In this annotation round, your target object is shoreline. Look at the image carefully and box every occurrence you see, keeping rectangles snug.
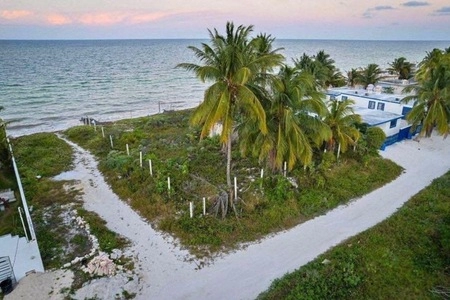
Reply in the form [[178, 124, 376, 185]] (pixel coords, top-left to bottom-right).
[[4, 105, 197, 138]]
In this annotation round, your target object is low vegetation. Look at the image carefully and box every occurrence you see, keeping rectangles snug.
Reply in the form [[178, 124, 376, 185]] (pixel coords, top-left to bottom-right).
[[258, 170, 450, 299], [10, 133, 128, 269], [65, 109, 402, 256], [0, 123, 21, 237]]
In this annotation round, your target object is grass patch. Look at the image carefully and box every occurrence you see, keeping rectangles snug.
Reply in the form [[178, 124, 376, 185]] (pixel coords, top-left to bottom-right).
[[9, 132, 128, 269], [77, 209, 129, 253], [64, 109, 402, 257], [0, 124, 22, 237], [258, 170, 450, 299]]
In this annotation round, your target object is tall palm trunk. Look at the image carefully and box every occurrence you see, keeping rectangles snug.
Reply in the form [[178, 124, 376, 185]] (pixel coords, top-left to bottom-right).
[[226, 133, 239, 218], [226, 133, 232, 198]]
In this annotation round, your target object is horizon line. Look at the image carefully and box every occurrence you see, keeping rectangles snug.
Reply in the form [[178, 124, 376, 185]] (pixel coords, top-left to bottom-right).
[[1, 38, 450, 42]]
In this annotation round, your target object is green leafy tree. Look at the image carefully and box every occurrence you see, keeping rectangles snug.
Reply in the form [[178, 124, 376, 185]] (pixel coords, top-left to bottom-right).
[[323, 99, 362, 158], [365, 127, 386, 151], [346, 68, 360, 87], [178, 22, 284, 204], [403, 49, 450, 137], [294, 53, 327, 88], [388, 57, 414, 80], [357, 63, 386, 88], [294, 51, 345, 89], [314, 50, 346, 88], [240, 65, 330, 172]]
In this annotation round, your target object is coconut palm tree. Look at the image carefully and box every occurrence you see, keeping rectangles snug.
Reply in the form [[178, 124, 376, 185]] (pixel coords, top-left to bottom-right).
[[177, 22, 284, 206], [346, 68, 360, 87], [293, 53, 327, 87], [357, 63, 386, 88], [314, 50, 345, 87], [294, 51, 345, 89], [388, 57, 413, 80], [323, 99, 362, 159], [239, 65, 330, 172], [402, 49, 450, 137], [250, 33, 284, 89]]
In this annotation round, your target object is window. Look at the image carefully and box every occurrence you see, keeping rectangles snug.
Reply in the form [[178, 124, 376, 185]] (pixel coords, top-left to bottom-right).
[[377, 102, 385, 111], [368, 101, 375, 109], [342, 96, 348, 100], [390, 119, 397, 128]]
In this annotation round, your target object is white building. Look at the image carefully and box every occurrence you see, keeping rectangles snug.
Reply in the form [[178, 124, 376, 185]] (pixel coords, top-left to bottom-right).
[[326, 86, 415, 148]]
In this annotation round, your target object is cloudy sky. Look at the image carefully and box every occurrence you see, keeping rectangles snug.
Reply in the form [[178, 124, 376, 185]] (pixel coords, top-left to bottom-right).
[[1, 0, 449, 40]]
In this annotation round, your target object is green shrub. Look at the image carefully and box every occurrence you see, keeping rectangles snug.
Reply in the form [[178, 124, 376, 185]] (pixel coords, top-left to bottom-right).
[[365, 127, 386, 151], [63, 109, 401, 257]]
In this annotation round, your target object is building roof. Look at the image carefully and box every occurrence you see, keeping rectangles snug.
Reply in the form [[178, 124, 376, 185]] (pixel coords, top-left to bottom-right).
[[353, 107, 403, 126], [327, 87, 408, 104]]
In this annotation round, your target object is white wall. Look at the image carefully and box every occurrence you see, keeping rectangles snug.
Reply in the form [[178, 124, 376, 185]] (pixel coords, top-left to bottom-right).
[[341, 94, 405, 115], [376, 119, 401, 137]]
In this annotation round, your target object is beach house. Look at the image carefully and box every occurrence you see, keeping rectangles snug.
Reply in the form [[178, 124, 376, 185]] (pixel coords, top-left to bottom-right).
[[326, 85, 416, 149]]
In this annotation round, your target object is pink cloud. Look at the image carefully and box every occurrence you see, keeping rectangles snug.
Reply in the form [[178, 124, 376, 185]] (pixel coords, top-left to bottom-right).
[[130, 12, 169, 24], [47, 14, 72, 25], [0, 10, 33, 20], [79, 12, 128, 26]]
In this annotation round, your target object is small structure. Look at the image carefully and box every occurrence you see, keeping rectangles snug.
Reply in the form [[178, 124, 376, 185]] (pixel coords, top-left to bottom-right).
[[0, 234, 44, 283], [327, 87, 417, 149]]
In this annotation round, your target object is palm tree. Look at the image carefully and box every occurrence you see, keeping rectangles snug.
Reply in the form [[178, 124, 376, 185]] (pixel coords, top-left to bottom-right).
[[293, 53, 327, 88], [402, 49, 450, 137], [346, 68, 360, 87], [323, 99, 362, 159], [240, 65, 330, 172], [177, 22, 284, 205], [388, 57, 413, 80], [314, 50, 345, 87], [294, 51, 345, 89], [250, 33, 284, 89], [357, 63, 386, 88]]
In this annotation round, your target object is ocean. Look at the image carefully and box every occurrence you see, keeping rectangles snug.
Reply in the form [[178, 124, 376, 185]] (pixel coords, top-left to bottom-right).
[[0, 39, 448, 137]]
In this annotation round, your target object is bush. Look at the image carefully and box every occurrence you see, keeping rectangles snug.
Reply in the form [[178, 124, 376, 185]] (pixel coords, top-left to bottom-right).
[[365, 127, 386, 151]]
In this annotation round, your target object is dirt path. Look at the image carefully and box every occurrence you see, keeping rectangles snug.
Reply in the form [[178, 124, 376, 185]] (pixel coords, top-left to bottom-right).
[[20, 135, 449, 300]]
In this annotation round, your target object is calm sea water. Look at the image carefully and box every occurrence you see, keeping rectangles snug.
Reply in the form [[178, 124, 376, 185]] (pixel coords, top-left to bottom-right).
[[0, 39, 448, 137]]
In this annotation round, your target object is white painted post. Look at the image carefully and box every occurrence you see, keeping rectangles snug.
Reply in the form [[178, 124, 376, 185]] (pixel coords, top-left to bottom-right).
[[283, 161, 287, 177], [109, 135, 114, 148], [139, 151, 143, 168], [93, 121, 97, 132], [101, 126, 105, 138], [189, 202, 193, 218], [18, 207, 30, 242], [149, 159, 153, 176], [202, 197, 206, 215], [167, 177, 171, 195], [260, 168, 264, 188], [126, 144, 130, 156], [337, 143, 341, 160], [234, 176, 238, 201]]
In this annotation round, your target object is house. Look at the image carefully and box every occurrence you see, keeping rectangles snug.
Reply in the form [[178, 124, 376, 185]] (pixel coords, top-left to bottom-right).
[[326, 86, 416, 149]]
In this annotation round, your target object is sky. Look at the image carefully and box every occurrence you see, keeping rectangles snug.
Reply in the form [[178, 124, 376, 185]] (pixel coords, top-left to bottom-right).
[[0, 0, 449, 40]]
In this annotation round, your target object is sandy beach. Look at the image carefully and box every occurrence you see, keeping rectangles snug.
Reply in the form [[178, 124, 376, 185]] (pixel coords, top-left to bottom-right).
[[6, 134, 450, 300]]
